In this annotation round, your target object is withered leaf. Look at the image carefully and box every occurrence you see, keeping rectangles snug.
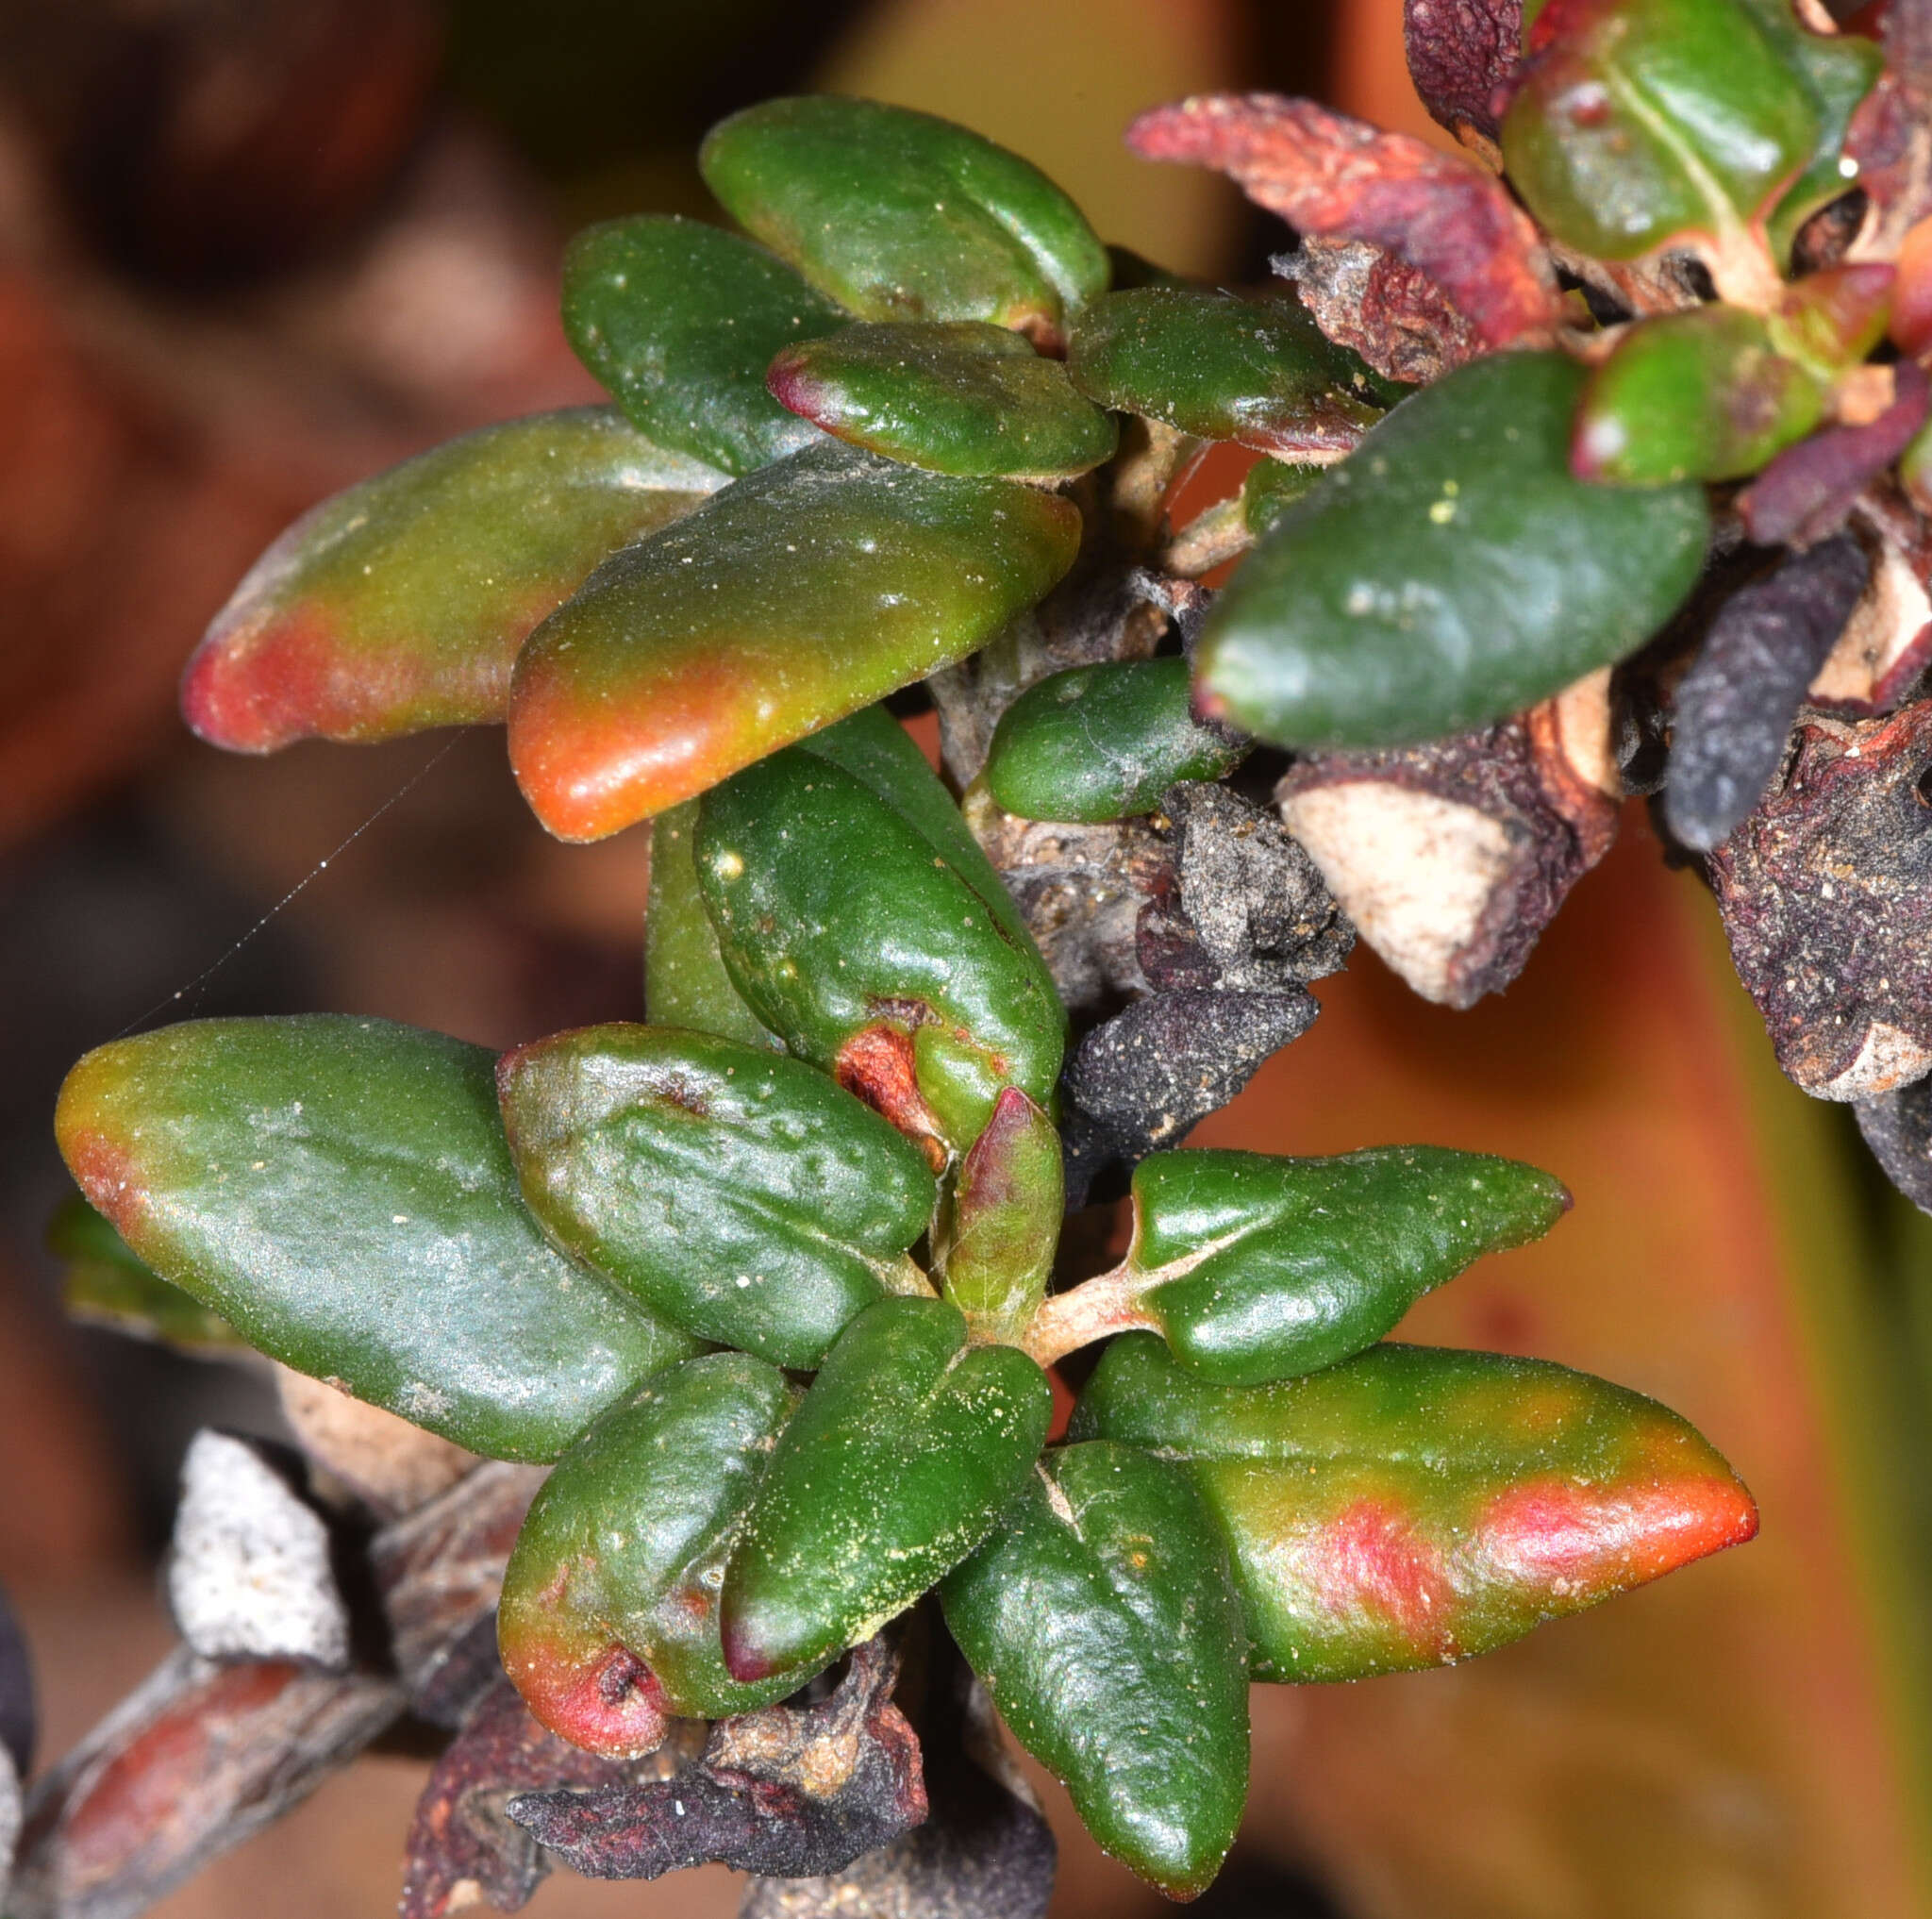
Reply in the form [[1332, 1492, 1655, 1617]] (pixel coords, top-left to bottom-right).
[[1127, 95, 1560, 354], [1857, 1071, 1932, 1213], [1274, 238, 1479, 384], [1708, 700, 1932, 1100], [1846, 74, 1932, 259], [1664, 535, 1871, 853], [1404, 0, 1524, 144], [506, 1636, 925, 1882], [1807, 497, 1932, 716]]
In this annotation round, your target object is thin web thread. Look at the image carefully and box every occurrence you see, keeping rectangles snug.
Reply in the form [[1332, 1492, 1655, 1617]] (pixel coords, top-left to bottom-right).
[[108, 730, 470, 1043]]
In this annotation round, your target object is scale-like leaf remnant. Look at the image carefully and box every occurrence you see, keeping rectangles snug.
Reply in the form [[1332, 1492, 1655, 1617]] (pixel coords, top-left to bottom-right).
[[941, 1443, 1250, 1898], [562, 216, 845, 476], [770, 322, 1117, 479], [697, 748, 1066, 1153], [498, 1355, 805, 1744], [1195, 352, 1708, 749], [498, 1025, 935, 1367], [1072, 1336, 1758, 1681], [508, 440, 1080, 840], [183, 409, 724, 752], [720, 1297, 1052, 1685], [55, 1016, 697, 1461], [985, 659, 1247, 824], [1066, 288, 1390, 455], [700, 96, 1109, 350]]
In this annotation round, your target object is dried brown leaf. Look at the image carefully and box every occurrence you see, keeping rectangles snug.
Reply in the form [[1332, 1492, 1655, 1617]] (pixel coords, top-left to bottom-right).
[[1404, 0, 1524, 144], [1273, 237, 1481, 383]]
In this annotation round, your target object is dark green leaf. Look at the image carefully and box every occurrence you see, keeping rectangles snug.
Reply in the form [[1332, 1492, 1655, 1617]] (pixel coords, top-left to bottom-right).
[[1241, 457, 1324, 535], [939, 1088, 1061, 1345], [645, 800, 780, 1049], [48, 1193, 244, 1355]]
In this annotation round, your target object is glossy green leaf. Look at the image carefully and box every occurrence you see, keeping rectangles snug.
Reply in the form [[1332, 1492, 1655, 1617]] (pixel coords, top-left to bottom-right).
[[181, 409, 724, 752], [1105, 244, 1190, 292], [699, 96, 1109, 349], [561, 215, 846, 476], [1072, 1335, 1759, 1682], [48, 1193, 244, 1355], [497, 1023, 936, 1367], [983, 658, 1245, 823], [768, 320, 1117, 479], [941, 1442, 1249, 1898], [499, 1353, 804, 1750], [939, 1087, 1062, 1344], [1241, 457, 1324, 535], [1195, 353, 1709, 749], [1098, 1148, 1570, 1385], [720, 1296, 1052, 1682], [696, 746, 1066, 1153], [55, 1016, 696, 1461], [645, 801, 779, 1049], [1502, 0, 1822, 282], [508, 439, 1080, 840], [1066, 289, 1389, 454], [1572, 307, 1824, 486]]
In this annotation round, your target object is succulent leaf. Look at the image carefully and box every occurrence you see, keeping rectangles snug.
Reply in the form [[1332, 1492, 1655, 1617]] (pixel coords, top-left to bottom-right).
[[938, 1087, 1062, 1345], [645, 801, 780, 1048], [55, 1016, 697, 1460], [48, 1193, 244, 1355], [1241, 456, 1325, 534]]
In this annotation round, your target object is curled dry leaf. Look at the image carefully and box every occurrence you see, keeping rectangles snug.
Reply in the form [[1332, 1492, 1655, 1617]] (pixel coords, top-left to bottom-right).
[[1857, 1072, 1932, 1212], [506, 1635, 925, 1882], [1274, 238, 1481, 384], [1404, 0, 1524, 146], [1848, 72, 1932, 261], [1127, 95, 1561, 356], [1709, 699, 1932, 1099], [1663, 534, 1871, 852], [1807, 495, 1932, 714], [1275, 695, 1620, 1009]]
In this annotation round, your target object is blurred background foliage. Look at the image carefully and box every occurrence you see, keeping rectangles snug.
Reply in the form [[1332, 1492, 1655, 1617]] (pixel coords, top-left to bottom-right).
[[0, 1, 1929, 1914]]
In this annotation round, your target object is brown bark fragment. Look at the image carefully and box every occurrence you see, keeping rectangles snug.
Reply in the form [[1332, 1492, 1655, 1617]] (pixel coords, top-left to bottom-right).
[[1708, 701, 1932, 1099]]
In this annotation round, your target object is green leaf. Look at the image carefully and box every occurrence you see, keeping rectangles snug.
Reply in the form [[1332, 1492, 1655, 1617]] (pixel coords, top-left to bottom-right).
[[1058, 1147, 1570, 1386], [181, 409, 724, 752], [499, 1353, 804, 1749], [48, 1193, 245, 1355], [1501, 0, 1822, 295], [55, 1016, 697, 1461], [721, 1296, 1052, 1682], [939, 1087, 1062, 1344], [940, 1442, 1249, 1898], [1072, 1335, 1759, 1681], [561, 215, 846, 476], [1194, 352, 1709, 749], [1066, 288, 1390, 453], [1572, 306, 1824, 486], [695, 745, 1066, 1153], [645, 800, 780, 1049], [1241, 457, 1324, 535], [698, 96, 1109, 349], [983, 658, 1246, 823], [497, 1024, 937, 1367], [768, 321, 1117, 479], [508, 439, 1080, 840]]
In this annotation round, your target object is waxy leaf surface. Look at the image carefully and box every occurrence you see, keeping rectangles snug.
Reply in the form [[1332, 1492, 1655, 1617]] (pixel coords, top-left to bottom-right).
[[1196, 353, 1708, 748], [508, 440, 1080, 840], [721, 1297, 1052, 1683], [562, 215, 845, 476], [182, 409, 724, 752], [984, 658, 1246, 823], [499, 1354, 802, 1746], [1066, 288, 1387, 455], [1116, 1146, 1570, 1385], [645, 802, 779, 1048], [940, 1088, 1062, 1345], [696, 748, 1066, 1152], [769, 321, 1116, 479], [48, 1193, 244, 1354], [941, 1443, 1249, 1898], [497, 1025, 936, 1368], [56, 1016, 696, 1461], [1573, 306, 1824, 486], [699, 96, 1109, 349], [1073, 1335, 1758, 1681], [1241, 457, 1324, 534]]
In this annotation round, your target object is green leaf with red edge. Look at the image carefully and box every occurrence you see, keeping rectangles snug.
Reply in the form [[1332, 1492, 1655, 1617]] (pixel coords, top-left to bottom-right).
[[938, 1088, 1062, 1344], [496, 1024, 936, 1368], [506, 438, 1080, 841], [1070, 1333, 1758, 1681], [939, 1441, 1250, 1899], [55, 1015, 697, 1462], [182, 409, 724, 752], [768, 321, 1117, 480], [1501, 0, 1822, 302], [698, 96, 1109, 352], [562, 215, 846, 477], [720, 1296, 1053, 1685], [498, 1352, 805, 1748], [1770, 261, 1895, 371], [645, 801, 779, 1049]]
